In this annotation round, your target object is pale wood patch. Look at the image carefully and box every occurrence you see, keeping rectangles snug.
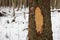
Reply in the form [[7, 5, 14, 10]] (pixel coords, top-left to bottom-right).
[[35, 7, 43, 33]]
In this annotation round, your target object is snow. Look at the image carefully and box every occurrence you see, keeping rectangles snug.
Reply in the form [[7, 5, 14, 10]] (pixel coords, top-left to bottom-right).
[[0, 6, 60, 40], [0, 6, 29, 40], [51, 8, 60, 40]]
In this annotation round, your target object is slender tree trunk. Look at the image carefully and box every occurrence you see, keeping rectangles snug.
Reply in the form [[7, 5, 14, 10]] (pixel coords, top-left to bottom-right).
[[29, 0, 53, 40], [20, 0, 23, 8], [6, 0, 7, 7], [0, 0, 1, 7], [3, 0, 5, 6], [17, 0, 20, 11], [2, 0, 4, 6], [23, 0, 26, 7], [9, 0, 12, 7]]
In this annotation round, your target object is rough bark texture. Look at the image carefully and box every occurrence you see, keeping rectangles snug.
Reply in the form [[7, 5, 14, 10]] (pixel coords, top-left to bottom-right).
[[29, 0, 53, 40]]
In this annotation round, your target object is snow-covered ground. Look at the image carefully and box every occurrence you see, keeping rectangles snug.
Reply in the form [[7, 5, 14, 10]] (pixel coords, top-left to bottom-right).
[[0, 6, 29, 40], [51, 8, 60, 40], [0, 6, 60, 40]]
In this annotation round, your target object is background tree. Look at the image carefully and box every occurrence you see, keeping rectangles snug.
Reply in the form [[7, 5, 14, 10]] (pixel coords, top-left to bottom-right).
[[0, 0, 1, 7]]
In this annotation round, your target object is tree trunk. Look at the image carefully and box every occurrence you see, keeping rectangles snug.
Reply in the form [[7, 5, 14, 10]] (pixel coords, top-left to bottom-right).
[[9, 0, 12, 7], [0, 0, 1, 7], [29, 0, 53, 40]]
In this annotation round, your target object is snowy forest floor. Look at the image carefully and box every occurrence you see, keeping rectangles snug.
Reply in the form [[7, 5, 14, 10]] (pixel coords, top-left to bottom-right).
[[0, 7, 60, 40], [0, 6, 29, 40], [51, 8, 60, 40]]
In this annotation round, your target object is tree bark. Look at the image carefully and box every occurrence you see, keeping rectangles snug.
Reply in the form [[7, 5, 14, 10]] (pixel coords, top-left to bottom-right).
[[29, 0, 53, 40]]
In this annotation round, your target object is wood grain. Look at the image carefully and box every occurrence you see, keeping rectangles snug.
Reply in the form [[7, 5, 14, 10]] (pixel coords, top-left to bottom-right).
[[35, 7, 43, 33]]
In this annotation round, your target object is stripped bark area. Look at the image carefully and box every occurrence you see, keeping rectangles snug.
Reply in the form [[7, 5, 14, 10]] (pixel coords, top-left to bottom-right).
[[35, 7, 43, 34]]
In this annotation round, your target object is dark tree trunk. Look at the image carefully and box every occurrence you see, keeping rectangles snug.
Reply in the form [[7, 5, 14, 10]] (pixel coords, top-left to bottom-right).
[[29, 0, 53, 40]]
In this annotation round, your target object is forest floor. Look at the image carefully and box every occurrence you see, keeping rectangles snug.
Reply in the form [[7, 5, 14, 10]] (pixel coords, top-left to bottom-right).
[[51, 8, 60, 40], [0, 7, 60, 40], [0, 6, 29, 40]]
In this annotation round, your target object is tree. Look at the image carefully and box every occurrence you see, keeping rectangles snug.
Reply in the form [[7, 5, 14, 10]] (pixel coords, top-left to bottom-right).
[[0, 0, 1, 7], [28, 0, 53, 40], [9, 0, 12, 7]]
